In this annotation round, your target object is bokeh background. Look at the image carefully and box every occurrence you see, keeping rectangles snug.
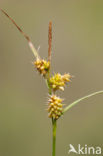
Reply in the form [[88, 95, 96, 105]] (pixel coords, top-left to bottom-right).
[[0, 1, 103, 156]]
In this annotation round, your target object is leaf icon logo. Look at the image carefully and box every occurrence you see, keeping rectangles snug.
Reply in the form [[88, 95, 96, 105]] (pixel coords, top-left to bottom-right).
[[68, 144, 78, 154]]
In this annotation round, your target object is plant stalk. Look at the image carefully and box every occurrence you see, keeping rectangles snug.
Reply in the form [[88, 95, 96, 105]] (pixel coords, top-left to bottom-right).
[[52, 119, 57, 156]]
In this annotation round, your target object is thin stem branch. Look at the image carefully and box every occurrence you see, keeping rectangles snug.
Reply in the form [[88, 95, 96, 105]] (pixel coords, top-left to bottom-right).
[[0, 8, 39, 58], [48, 21, 57, 156], [52, 119, 57, 156]]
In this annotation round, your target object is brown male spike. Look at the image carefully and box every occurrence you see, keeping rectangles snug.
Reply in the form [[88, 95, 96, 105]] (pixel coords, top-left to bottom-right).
[[48, 21, 52, 62], [0, 8, 39, 59]]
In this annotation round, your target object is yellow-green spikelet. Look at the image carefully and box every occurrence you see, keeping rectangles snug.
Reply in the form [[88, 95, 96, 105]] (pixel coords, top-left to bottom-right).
[[34, 59, 50, 76], [49, 73, 71, 91], [48, 95, 63, 119]]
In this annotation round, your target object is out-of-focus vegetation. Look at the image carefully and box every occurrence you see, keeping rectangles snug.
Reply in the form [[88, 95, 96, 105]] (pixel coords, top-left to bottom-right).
[[0, 1, 103, 156]]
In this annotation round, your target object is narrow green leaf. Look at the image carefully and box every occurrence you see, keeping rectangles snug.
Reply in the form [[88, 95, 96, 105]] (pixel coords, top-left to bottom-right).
[[63, 90, 103, 113]]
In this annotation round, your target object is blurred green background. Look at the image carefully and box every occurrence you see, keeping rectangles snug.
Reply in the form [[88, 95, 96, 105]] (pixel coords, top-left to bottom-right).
[[0, 0, 103, 156]]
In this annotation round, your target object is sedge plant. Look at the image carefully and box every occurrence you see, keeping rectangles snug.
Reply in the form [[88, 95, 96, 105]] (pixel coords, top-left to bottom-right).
[[0, 8, 103, 156]]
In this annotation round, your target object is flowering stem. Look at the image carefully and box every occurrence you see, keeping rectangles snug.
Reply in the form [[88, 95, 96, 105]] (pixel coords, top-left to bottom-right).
[[52, 119, 57, 156]]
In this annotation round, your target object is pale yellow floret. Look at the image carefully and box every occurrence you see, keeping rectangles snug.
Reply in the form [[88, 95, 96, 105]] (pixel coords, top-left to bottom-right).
[[34, 59, 50, 76], [48, 95, 63, 120], [49, 73, 71, 91]]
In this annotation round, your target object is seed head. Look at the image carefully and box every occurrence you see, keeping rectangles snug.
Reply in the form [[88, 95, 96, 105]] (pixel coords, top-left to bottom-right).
[[49, 73, 71, 91], [34, 59, 50, 76], [48, 95, 63, 120]]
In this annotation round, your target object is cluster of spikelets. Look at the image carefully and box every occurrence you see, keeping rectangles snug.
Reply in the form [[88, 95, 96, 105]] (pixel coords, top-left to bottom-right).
[[48, 95, 63, 119], [49, 73, 71, 91], [34, 58, 71, 120], [33, 22, 71, 120], [34, 59, 50, 77], [0, 9, 70, 120]]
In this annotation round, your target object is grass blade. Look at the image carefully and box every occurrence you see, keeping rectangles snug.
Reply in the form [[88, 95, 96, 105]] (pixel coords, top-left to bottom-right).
[[63, 90, 103, 113]]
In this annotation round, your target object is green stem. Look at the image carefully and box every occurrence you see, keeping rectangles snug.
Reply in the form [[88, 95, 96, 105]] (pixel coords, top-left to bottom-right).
[[45, 70, 52, 94], [52, 119, 57, 156]]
